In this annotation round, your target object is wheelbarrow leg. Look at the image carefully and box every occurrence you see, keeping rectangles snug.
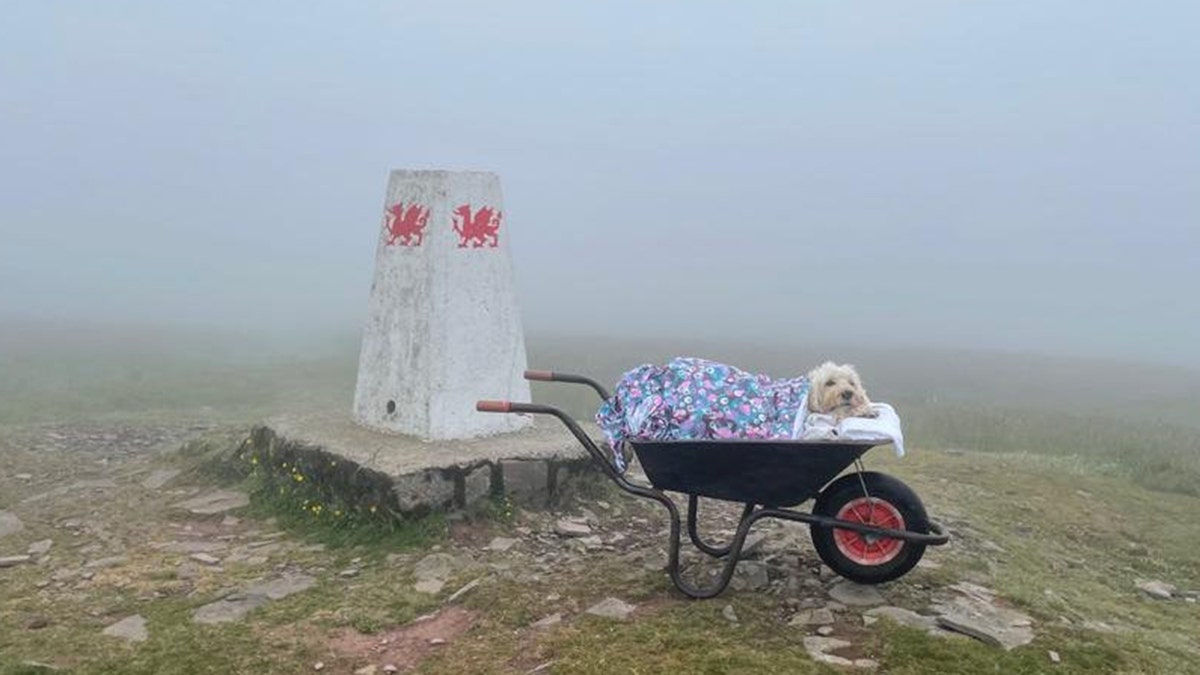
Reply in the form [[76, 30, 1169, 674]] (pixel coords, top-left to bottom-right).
[[666, 503, 772, 599], [475, 399, 764, 598], [687, 495, 756, 559]]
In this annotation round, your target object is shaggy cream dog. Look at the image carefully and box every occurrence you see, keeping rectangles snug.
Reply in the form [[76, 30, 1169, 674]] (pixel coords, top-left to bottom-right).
[[807, 362, 878, 422]]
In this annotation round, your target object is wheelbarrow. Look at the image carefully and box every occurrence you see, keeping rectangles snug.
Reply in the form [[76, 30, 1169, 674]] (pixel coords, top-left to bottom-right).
[[477, 369, 949, 599]]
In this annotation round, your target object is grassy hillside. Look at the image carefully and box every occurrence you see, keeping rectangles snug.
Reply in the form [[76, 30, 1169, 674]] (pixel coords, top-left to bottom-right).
[[2, 321, 1199, 673], [2, 322, 1197, 495], [527, 335, 1200, 497]]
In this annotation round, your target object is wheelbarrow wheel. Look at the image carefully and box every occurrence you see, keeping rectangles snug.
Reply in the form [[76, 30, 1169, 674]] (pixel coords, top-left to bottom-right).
[[810, 472, 929, 585]]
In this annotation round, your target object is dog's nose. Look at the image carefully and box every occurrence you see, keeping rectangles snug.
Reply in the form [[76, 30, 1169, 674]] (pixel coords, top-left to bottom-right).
[[841, 390, 854, 401]]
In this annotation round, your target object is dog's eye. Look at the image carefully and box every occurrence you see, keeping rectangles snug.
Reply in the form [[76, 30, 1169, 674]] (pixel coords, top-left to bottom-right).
[[825, 380, 835, 387]]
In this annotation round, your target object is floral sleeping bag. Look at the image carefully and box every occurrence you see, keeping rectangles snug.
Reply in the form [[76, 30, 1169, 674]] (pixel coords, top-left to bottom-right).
[[595, 357, 811, 471]]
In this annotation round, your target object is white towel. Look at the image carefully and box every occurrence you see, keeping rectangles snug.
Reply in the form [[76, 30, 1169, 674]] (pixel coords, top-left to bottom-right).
[[797, 402, 905, 457]]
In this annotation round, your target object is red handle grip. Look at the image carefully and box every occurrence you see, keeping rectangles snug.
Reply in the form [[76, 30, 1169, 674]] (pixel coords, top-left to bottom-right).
[[524, 370, 555, 381], [476, 400, 512, 413]]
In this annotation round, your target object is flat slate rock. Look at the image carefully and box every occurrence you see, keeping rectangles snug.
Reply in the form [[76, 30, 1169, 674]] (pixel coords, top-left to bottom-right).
[[69, 479, 119, 491], [414, 579, 446, 595], [802, 636, 861, 668], [192, 573, 316, 624], [154, 541, 229, 554], [1136, 579, 1176, 600], [790, 608, 836, 626], [801, 638, 878, 669], [192, 594, 269, 624], [141, 469, 182, 490], [173, 490, 250, 516], [864, 606, 940, 632], [933, 596, 1034, 650], [0, 555, 32, 568], [244, 573, 317, 600], [20, 480, 119, 505], [27, 539, 54, 556], [0, 511, 24, 539], [741, 532, 768, 557], [731, 561, 769, 592], [84, 556, 127, 569], [949, 581, 997, 604], [102, 615, 148, 642], [413, 553, 461, 582], [554, 520, 592, 538], [531, 613, 563, 629], [486, 537, 519, 552], [828, 581, 885, 607], [585, 597, 636, 621]]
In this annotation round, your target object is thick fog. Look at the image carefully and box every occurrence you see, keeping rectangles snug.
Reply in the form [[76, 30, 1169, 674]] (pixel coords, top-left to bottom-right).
[[1, 1, 1197, 367]]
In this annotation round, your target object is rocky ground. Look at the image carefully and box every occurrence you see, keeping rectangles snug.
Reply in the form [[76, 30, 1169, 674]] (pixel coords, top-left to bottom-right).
[[2, 421, 1199, 674]]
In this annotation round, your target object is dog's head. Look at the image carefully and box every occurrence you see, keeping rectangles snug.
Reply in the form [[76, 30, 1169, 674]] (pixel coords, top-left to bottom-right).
[[807, 361, 871, 414]]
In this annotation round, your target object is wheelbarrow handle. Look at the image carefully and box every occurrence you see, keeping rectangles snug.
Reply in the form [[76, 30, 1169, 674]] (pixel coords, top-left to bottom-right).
[[474, 399, 636, 484], [523, 369, 611, 400], [475, 400, 547, 414], [475, 400, 511, 413]]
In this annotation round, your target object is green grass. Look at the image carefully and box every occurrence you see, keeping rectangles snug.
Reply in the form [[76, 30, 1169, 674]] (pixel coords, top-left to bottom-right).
[[3, 446, 1200, 674], [876, 622, 1126, 675], [4, 323, 1197, 497], [412, 447, 1200, 675], [241, 475, 448, 552], [3, 323, 1200, 673]]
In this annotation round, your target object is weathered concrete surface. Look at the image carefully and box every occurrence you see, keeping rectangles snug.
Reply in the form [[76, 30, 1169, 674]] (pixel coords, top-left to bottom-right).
[[251, 414, 596, 515], [353, 169, 532, 441], [500, 459, 549, 505], [268, 413, 586, 477], [463, 465, 492, 504]]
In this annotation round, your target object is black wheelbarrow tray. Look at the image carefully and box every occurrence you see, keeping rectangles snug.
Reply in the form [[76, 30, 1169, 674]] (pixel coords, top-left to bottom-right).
[[477, 369, 949, 599]]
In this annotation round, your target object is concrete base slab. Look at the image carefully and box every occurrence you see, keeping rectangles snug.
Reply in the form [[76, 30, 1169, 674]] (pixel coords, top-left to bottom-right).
[[248, 412, 600, 516]]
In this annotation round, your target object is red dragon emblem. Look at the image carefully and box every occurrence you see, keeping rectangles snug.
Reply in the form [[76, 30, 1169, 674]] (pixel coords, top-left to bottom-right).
[[452, 204, 501, 248], [383, 202, 429, 247]]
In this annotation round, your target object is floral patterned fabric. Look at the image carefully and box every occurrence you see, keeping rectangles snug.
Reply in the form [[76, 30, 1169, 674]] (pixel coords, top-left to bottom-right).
[[596, 357, 811, 471]]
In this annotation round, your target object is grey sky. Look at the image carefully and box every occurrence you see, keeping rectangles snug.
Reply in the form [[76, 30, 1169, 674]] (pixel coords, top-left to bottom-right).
[[1, 1, 1197, 366]]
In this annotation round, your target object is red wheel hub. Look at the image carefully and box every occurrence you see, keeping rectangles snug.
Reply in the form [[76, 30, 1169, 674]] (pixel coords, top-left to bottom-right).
[[833, 497, 906, 566]]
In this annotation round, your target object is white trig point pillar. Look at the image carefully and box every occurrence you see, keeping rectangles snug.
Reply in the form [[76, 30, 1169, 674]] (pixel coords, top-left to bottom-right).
[[353, 170, 532, 440]]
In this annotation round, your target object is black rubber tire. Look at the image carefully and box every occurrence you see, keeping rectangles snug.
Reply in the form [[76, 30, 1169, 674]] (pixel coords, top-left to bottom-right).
[[810, 472, 929, 585]]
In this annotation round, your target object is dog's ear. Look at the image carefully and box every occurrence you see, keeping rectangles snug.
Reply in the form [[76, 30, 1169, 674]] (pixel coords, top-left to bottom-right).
[[806, 384, 820, 413]]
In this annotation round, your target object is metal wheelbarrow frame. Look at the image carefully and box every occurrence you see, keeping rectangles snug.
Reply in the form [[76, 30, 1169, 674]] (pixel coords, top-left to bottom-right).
[[478, 369, 949, 599]]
